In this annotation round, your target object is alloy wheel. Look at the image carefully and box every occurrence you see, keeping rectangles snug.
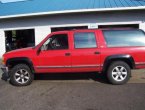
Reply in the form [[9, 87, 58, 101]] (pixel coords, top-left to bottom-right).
[[112, 66, 127, 82], [14, 69, 30, 84]]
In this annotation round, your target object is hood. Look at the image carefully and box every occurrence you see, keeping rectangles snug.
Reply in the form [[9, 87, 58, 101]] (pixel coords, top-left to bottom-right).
[[6, 47, 34, 54], [3, 47, 35, 58]]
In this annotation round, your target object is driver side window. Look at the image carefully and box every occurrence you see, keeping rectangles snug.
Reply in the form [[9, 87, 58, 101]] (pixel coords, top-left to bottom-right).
[[41, 34, 69, 50]]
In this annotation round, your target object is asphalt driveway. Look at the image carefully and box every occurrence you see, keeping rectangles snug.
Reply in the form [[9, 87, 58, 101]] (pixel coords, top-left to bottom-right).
[[0, 65, 145, 110]]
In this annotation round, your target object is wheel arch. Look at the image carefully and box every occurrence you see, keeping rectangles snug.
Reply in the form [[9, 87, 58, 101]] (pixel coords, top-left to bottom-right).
[[103, 54, 135, 72], [6, 57, 35, 73]]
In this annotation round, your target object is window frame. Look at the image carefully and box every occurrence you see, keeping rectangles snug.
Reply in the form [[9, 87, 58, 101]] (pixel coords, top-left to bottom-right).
[[73, 32, 98, 49], [41, 33, 69, 51]]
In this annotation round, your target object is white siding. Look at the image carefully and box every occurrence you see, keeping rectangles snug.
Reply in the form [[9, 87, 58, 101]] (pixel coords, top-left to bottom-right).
[[35, 26, 51, 45], [0, 30, 6, 57], [140, 22, 145, 31], [0, 10, 145, 57], [1, 10, 145, 29]]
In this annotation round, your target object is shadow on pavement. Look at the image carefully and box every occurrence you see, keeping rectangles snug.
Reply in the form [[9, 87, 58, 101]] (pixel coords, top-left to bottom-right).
[[1, 70, 109, 84], [34, 72, 109, 84]]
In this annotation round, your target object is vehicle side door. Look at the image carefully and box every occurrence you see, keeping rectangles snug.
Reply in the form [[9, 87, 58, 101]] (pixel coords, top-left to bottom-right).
[[35, 32, 71, 73], [71, 30, 101, 72]]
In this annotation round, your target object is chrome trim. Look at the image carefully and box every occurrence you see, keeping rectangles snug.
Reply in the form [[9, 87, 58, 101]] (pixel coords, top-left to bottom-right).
[[72, 65, 100, 68], [135, 62, 145, 65], [1, 66, 9, 77], [1, 66, 9, 72], [36, 66, 71, 69], [36, 64, 101, 69]]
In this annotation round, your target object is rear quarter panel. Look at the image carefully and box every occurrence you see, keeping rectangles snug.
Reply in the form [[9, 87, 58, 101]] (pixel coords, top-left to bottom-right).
[[98, 30, 145, 70]]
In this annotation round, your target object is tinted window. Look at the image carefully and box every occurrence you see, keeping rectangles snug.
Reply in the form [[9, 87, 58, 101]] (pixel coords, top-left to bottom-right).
[[74, 32, 97, 48], [103, 30, 145, 47]]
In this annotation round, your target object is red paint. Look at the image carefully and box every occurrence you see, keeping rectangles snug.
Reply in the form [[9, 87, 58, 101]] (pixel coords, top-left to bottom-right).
[[3, 29, 145, 73]]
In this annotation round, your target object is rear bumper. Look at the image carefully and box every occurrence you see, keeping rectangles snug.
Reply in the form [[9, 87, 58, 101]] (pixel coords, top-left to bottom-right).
[[1, 66, 9, 78]]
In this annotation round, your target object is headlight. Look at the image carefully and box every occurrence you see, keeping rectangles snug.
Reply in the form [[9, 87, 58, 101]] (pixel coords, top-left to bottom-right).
[[2, 56, 5, 65]]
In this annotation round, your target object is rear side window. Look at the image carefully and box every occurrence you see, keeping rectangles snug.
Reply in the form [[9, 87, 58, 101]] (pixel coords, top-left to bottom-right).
[[103, 30, 145, 47], [74, 32, 97, 48]]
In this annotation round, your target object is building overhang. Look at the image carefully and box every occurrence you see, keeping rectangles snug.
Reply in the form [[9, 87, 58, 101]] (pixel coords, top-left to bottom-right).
[[0, 6, 145, 19]]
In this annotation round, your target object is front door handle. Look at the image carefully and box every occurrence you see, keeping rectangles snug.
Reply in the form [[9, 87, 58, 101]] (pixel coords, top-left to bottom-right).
[[65, 53, 71, 56], [94, 51, 101, 54]]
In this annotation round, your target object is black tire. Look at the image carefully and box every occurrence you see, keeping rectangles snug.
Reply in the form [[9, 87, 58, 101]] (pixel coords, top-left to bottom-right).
[[107, 61, 131, 85], [9, 64, 34, 86]]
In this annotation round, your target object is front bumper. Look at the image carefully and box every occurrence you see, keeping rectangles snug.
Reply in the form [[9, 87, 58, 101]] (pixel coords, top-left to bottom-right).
[[1, 65, 9, 78]]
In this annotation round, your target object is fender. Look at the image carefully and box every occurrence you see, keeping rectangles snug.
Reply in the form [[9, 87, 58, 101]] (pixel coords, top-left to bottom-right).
[[6, 57, 35, 73], [103, 54, 135, 72]]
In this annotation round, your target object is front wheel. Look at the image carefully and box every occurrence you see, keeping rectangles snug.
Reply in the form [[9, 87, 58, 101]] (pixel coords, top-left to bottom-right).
[[10, 64, 34, 86], [107, 61, 131, 85]]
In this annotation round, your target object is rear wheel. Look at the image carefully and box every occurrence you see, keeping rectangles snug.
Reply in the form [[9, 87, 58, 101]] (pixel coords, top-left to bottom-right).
[[10, 64, 34, 86], [107, 61, 131, 85]]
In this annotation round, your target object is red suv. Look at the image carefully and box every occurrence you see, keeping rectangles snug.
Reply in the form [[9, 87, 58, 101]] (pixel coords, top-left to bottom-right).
[[1, 29, 145, 86]]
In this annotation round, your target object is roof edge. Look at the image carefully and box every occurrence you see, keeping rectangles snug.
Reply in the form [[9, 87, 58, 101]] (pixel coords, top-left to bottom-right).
[[0, 6, 145, 19]]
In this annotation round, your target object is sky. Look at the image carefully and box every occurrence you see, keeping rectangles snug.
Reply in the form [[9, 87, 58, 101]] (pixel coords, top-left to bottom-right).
[[0, 0, 27, 3]]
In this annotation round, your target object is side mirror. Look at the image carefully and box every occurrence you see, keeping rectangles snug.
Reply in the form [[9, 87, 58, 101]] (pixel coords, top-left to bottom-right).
[[36, 47, 41, 55]]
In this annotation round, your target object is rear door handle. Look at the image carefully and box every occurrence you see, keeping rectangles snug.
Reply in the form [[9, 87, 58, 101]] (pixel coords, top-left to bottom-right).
[[94, 51, 101, 54], [65, 53, 71, 56]]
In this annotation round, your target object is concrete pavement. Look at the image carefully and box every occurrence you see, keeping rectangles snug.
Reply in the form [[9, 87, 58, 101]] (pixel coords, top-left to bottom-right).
[[0, 78, 145, 110], [0, 65, 145, 110]]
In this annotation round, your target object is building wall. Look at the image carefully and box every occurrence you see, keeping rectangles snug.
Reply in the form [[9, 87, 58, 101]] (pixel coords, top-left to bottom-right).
[[0, 10, 145, 57], [0, 30, 5, 57], [35, 26, 51, 45]]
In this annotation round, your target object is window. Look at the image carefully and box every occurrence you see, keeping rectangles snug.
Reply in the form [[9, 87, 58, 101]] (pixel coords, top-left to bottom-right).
[[103, 30, 145, 47], [41, 34, 68, 50], [74, 32, 97, 48], [51, 26, 88, 32], [5, 29, 35, 52], [98, 24, 139, 29]]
